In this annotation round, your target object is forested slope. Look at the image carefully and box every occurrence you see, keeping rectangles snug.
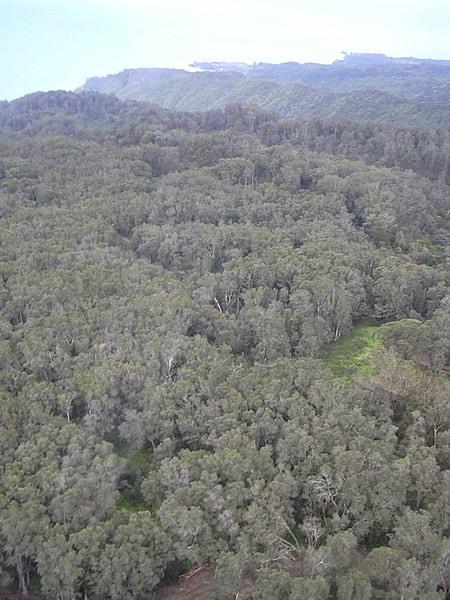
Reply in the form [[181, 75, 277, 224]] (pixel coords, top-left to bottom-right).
[[0, 92, 449, 599], [80, 54, 450, 127]]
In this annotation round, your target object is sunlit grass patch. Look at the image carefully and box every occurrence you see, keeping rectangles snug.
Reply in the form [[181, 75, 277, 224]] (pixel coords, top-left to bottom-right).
[[325, 323, 381, 379]]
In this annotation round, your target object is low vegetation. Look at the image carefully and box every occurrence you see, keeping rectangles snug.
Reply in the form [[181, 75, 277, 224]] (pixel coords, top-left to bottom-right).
[[324, 323, 382, 378]]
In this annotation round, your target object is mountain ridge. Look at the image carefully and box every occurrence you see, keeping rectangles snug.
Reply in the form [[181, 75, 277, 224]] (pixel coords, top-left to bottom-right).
[[79, 53, 450, 127]]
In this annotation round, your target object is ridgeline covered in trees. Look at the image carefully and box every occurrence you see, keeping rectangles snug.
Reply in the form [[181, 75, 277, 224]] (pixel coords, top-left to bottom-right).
[[0, 90, 449, 599], [80, 53, 450, 127]]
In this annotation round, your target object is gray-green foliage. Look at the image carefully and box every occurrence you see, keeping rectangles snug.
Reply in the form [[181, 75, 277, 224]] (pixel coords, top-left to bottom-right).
[[0, 91, 449, 599], [72, 511, 173, 600]]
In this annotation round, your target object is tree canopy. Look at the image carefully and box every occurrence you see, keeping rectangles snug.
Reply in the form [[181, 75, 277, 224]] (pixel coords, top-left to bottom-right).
[[0, 90, 448, 599]]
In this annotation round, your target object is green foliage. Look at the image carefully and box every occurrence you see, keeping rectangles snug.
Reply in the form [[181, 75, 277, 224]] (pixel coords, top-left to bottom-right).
[[324, 324, 381, 378], [0, 90, 448, 600], [80, 56, 450, 127], [117, 448, 152, 510], [29, 574, 42, 595], [378, 319, 430, 358]]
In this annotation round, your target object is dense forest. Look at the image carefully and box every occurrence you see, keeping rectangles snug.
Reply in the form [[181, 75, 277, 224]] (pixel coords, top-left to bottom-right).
[[80, 53, 450, 127], [0, 89, 449, 599]]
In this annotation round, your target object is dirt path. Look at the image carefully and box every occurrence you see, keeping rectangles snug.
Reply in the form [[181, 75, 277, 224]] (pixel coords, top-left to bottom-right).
[[153, 567, 217, 600]]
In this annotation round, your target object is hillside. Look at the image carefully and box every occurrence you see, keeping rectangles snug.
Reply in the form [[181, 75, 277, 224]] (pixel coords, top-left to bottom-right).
[[80, 53, 450, 127], [0, 91, 449, 599]]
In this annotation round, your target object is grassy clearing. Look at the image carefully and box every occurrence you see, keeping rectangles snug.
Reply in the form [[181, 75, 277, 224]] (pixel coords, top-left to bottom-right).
[[325, 323, 381, 379]]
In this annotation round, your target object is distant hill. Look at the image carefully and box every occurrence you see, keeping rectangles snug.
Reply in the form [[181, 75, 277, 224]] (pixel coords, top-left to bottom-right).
[[79, 53, 450, 126]]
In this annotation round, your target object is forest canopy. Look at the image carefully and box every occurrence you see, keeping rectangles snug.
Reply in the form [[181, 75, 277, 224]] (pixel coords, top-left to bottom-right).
[[0, 90, 449, 599], [80, 54, 450, 127]]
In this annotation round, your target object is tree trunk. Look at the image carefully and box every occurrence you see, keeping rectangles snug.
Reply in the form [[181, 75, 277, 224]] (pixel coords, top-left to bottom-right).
[[16, 560, 28, 595]]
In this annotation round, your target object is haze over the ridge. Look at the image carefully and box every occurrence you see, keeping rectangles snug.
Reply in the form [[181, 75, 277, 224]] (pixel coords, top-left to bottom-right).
[[1, 0, 450, 101]]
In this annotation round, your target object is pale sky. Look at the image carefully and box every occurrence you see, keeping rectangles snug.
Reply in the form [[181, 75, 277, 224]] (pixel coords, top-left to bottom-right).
[[1, 0, 450, 100]]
